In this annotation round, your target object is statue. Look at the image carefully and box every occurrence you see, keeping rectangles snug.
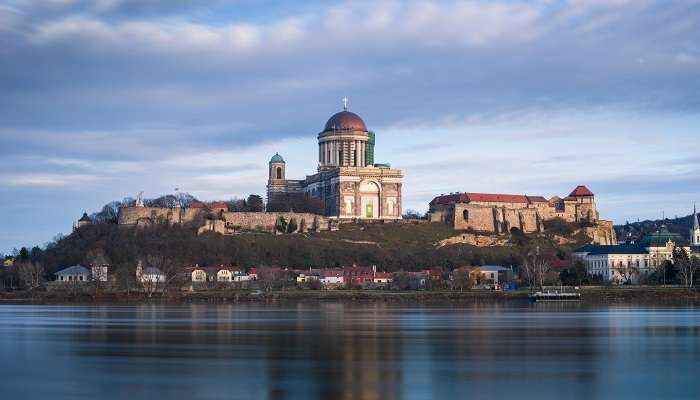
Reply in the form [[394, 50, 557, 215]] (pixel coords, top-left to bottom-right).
[[135, 191, 144, 207]]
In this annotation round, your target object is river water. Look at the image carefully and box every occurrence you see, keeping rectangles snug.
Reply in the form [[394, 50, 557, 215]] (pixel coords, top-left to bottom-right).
[[1, 303, 699, 399]]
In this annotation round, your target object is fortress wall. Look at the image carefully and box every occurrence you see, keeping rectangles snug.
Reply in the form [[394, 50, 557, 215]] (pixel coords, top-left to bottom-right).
[[450, 204, 542, 234], [453, 204, 496, 232], [220, 211, 330, 232], [119, 207, 332, 234]]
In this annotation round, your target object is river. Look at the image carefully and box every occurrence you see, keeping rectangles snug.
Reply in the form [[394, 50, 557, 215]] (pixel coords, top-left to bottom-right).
[[1, 303, 699, 399]]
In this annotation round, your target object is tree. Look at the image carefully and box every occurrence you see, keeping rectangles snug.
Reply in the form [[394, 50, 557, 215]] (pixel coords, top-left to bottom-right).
[[402, 209, 424, 220], [275, 216, 287, 233], [452, 267, 472, 291], [611, 261, 639, 285], [246, 194, 264, 212], [18, 247, 29, 260], [16, 261, 45, 290], [287, 217, 298, 233], [522, 248, 550, 289], [674, 247, 698, 290]]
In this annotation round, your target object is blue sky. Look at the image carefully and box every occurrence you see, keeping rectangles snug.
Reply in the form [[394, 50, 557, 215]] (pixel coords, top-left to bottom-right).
[[1, 0, 699, 253]]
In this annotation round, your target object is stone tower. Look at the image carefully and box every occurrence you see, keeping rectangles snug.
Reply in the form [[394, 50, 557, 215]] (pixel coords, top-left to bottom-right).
[[266, 153, 287, 205]]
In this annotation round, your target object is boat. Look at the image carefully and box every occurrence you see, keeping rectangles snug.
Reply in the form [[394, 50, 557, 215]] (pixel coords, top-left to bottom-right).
[[528, 291, 581, 302]]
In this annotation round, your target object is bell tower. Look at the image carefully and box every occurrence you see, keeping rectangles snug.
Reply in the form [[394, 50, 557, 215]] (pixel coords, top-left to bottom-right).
[[269, 153, 285, 181], [691, 204, 700, 247], [267, 153, 287, 206]]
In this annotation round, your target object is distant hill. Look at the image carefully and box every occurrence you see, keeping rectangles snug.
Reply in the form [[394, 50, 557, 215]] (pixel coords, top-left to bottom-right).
[[616, 213, 696, 242]]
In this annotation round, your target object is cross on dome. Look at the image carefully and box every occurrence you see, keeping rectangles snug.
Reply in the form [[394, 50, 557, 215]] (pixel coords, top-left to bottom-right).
[[342, 96, 348, 111]]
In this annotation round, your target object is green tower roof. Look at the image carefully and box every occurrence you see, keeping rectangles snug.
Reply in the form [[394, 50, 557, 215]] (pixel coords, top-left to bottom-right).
[[269, 153, 285, 164]]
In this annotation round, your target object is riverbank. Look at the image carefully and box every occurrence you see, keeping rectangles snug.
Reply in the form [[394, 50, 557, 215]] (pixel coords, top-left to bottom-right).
[[2, 287, 700, 305]]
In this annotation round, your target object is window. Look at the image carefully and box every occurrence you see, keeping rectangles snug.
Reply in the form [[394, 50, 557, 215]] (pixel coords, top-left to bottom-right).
[[338, 150, 343, 165], [276, 167, 282, 179], [462, 210, 469, 221]]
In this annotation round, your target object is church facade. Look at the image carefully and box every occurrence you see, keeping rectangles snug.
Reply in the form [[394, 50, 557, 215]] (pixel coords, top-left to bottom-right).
[[267, 100, 403, 220]]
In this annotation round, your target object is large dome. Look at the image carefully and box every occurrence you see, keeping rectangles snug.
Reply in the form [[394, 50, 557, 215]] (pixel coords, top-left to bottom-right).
[[323, 111, 367, 132]]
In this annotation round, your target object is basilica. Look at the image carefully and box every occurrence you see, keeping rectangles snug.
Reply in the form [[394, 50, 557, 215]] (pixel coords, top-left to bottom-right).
[[267, 99, 403, 220]]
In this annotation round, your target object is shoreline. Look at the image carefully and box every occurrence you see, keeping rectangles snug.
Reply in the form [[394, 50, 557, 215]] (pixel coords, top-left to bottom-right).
[[2, 287, 700, 306]]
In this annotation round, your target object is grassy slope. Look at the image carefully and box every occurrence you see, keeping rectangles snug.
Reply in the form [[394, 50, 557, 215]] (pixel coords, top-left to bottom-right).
[[35, 221, 578, 274]]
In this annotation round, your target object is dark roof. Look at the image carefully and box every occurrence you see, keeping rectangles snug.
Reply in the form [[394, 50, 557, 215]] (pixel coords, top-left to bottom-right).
[[569, 185, 594, 197], [55, 265, 91, 275], [78, 212, 92, 222], [586, 244, 647, 255], [573, 244, 597, 253], [323, 111, 367, 132]]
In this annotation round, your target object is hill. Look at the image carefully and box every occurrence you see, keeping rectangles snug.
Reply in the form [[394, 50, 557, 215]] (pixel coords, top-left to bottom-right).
[[23, 220, 589, 276], [616, 213, 696, 242]]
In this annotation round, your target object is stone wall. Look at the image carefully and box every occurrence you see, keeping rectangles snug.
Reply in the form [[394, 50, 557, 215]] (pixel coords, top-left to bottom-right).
[[200, 211, 333, 234], [452, 204, 542, 234], [119, 207, 334, 234]]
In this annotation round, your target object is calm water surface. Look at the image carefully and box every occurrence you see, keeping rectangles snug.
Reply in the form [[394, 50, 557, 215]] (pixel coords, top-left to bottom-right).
[[1, 303, 699, 399]]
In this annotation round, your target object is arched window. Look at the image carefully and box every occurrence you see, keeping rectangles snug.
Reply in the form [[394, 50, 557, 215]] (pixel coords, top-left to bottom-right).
[[462, 210, 469, 221], [276, 167, 282, 179]]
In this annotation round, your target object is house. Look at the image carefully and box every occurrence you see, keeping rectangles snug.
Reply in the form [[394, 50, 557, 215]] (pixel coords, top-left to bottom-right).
[[320, 269, 345, 286], [136, 264, 166, 283], [248, 268, 258, 281], [55, 265, 92, 283], [472, 265, 510, 289], [296, 269, 321, 283], [343, 265, 375, 284], [373, 271, 393, 284]]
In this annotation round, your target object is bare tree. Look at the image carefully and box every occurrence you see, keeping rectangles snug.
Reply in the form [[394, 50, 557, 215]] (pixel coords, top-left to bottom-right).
[[451, 267, 473, 291], [16, 261, 45, 291], [674, 247, 698, 290], [611, 262, 639, 285], [522, 248, 550, 289]]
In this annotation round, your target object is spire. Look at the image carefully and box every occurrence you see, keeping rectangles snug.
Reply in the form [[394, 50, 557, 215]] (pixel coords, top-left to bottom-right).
[[342, 96, 348, 111], [694, 203, 699, 230]]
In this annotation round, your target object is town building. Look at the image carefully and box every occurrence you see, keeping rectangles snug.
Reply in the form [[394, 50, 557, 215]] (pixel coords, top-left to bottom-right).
[[473, 265, 511, 289], [136, 264, 166, 284], [267, 98, 403, 220], [54, 265, 92, 282], [428, 185, 616, 244], [574, 226, 691, 284]]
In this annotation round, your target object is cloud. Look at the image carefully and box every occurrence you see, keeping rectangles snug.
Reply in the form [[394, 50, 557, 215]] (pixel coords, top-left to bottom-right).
[[1, 0, 700, 251], [0, 173, 98, 187]]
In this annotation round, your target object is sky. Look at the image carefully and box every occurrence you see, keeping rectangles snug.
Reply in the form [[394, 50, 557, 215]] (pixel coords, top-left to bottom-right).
[[1, 0, 699, 253]]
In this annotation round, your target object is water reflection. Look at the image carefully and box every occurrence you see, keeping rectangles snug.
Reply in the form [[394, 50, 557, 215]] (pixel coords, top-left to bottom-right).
[[0, 304, 699, 399]]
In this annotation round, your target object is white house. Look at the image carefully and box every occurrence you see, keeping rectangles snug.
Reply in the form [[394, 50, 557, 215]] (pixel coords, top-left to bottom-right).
[[55, 265, 92, 283], [136, 264, 166, 283]]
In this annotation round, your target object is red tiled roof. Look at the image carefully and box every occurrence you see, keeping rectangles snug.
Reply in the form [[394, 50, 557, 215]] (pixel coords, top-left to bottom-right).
[[431, 192, 531, 205], [526, 196, 548, 203], [374, 272, 393, 279], [569, 185, 594, 197], [190, 201, 206, 208], [466, 193, 530, 203], [209, 202, 228, 209]]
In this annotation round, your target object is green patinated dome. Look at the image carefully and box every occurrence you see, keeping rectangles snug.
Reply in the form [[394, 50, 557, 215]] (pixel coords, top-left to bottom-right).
[[269, 153, 285, 164]]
